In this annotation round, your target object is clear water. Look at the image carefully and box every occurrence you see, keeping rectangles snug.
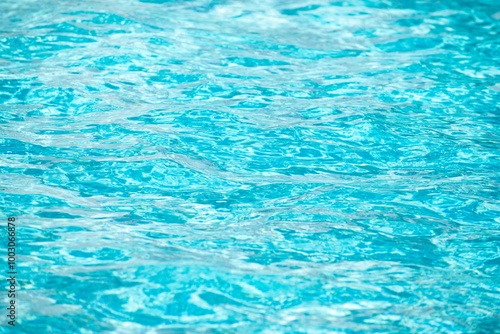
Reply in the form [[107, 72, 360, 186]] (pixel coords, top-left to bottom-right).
[[1, 0, 499, 332]]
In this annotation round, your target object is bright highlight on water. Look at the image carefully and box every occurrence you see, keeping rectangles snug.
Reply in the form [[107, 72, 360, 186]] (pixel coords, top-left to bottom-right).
[[0, 0, 499, 332]]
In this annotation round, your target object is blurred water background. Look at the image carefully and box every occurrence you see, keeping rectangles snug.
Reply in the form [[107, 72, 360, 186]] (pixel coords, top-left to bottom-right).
[[0, 0, 499, 332]]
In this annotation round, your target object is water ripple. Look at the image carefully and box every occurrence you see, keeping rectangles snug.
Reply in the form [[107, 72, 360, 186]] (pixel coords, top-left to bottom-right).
[[1, 0, 499, 332]]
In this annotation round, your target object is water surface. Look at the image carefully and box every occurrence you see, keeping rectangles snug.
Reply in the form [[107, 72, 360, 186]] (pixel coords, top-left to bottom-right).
[[0, 0, 499, 332]]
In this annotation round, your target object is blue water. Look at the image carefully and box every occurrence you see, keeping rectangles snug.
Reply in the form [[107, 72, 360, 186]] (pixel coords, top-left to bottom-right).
[[1, 0, 499, 332]]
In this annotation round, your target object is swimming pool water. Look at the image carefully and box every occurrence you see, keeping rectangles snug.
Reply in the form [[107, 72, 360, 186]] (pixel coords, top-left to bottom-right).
[[1, 0, 499, 332]]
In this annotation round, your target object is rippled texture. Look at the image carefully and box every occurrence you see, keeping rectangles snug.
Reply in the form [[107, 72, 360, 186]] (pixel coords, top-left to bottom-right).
[[1, 0, 499, 332]]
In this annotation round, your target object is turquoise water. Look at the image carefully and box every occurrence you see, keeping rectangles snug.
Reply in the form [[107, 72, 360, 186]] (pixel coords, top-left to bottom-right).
[[1, 0, 500, 332]]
